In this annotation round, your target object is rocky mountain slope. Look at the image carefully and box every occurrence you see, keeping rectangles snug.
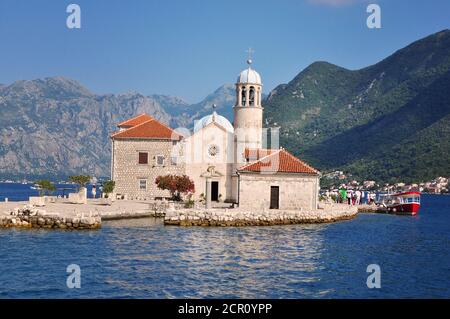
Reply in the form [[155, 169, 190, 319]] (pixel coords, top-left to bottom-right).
[[0, 77, 234, 180], [1, 30, 449, 183], [158, 84, 236, 128], [0, 77, 172, 179]]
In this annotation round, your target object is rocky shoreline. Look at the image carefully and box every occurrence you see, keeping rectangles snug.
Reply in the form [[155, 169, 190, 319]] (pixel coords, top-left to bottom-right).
[[0, 200, 171, 230], [164, 204, 358, 227], [0, 201, 359, 229], [0, 205, 101, 230]]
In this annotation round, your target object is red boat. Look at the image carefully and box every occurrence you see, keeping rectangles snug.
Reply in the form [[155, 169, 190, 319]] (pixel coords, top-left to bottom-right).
[[380, 192, 421, 216]]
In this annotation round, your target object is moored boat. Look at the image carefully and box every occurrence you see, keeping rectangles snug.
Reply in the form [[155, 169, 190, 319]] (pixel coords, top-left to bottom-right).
[[380, 192, 421, 216]]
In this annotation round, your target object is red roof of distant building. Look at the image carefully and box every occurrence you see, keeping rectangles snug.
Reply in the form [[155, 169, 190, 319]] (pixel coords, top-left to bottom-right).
[[244, 148, 277, 160], [117, 113, 154, 128], [239, 149, 319, 175], [111, 118, 182, 140]]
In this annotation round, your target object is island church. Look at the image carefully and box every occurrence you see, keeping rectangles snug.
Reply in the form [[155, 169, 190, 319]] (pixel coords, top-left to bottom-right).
[[110, 59, 320, 211]]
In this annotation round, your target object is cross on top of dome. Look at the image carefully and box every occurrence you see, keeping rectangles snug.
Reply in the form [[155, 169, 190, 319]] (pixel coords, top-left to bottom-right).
[[246, 47, 255, 65], [237, 48, 261, 85]]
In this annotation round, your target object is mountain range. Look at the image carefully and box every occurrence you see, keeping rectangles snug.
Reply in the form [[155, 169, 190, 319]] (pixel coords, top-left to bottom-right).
[[264, 29, 450, 183], [0, 30, 449, 183], [0, 77, 235, 180]]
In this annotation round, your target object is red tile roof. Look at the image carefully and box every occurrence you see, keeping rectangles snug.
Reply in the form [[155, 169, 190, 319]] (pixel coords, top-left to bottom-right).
[[238, 149, 319, 175], [111, 119, 182, 140], [117, 113, 154, 128], [244, 148, 277, 160]]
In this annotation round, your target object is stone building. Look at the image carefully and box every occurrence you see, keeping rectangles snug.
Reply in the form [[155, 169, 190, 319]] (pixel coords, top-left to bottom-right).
[[110, 59, 321, 209], [110, 114, 184, 199], [237, 149, 319, 210]]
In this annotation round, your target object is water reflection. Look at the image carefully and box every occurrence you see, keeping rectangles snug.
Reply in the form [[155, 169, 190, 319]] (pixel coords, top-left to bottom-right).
[[98, 221, 328, 298], [1, 196, 449, 298]]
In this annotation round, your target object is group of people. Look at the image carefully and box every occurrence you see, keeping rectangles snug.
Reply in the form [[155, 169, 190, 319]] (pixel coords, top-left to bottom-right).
[[324, 188, 377, 205]]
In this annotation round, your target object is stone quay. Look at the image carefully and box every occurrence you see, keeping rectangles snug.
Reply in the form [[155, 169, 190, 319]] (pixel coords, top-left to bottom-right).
[[1, 199, 358, 229], [0, 199, 171, 230], [0, 205, 101, 230], [164, 203, 358, 227]]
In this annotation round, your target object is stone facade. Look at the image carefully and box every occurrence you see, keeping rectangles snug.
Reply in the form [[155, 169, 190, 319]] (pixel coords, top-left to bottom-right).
[[238, 172, 319, 211], [111, 138, 185, 199], [110, 61, 321, 210], [184, 123, 235, 202]]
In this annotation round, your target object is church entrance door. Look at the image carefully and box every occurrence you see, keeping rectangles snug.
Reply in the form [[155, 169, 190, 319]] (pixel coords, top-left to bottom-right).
[[211, 181, 219, 202]]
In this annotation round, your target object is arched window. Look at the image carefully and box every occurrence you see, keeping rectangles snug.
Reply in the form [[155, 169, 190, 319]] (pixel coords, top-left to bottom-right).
[[249, 86, 255, 106], [241, 86, 247, 106]]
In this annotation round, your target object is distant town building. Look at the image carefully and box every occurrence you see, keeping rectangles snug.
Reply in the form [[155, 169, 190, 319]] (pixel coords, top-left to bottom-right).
[[363, 181, 376, 188]]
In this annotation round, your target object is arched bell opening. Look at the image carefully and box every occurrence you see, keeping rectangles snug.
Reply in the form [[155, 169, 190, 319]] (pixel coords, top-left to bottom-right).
[[249, 86, 255, 106]]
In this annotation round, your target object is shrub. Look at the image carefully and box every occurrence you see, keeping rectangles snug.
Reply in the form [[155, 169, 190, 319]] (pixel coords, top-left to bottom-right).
[[102, 180, 115, 198], [155, 174, 195, 201]]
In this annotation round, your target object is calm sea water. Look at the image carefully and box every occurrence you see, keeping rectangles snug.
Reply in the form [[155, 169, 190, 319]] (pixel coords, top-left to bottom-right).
[[0, 182, 100, 202], [0, 183, 449, 298]]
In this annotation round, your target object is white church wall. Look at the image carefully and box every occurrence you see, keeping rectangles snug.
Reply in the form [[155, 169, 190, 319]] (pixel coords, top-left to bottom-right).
[[184, 123, 235, 201], [238, 173, 319, 211], [185, 163, 234, 201]]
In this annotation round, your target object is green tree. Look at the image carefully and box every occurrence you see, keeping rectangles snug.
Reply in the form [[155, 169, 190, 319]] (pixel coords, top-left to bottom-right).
[[102, 180, 115, 198], [34, 180, 56, 197], [69, 175, 91, 191]]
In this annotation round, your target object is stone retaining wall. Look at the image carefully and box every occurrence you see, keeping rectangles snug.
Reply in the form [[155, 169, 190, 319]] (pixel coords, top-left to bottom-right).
[[164, 205, 358, 227], [0, 206, 101, 230], [100, 210, 155, 220], [0, 200, 178, 230], [357, 204, 380, 213]]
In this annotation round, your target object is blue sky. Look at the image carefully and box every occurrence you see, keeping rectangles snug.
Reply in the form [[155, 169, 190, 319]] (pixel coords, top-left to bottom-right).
[[0, 0, 449, 102]]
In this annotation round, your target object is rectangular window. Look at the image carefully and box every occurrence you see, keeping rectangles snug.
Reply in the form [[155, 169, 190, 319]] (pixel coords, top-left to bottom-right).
[[138, 152, 148, 164], [139, 179, 147, 190], [270, 186, 279, 209], [156, 155, 165, 166], [171, 156, 177, 166]]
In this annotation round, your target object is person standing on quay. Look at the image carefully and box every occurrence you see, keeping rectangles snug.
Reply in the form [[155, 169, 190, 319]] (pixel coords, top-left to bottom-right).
[[339, 187, 347, 204], [355, 190, 361, 205]]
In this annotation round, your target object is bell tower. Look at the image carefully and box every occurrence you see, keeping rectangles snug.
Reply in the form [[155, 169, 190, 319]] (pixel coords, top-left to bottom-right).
[[233, 52, 263, 163]]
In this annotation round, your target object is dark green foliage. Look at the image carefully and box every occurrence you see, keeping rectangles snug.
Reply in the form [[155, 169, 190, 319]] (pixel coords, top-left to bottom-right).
[[263, 30, 450, 183], [34, 180, 56, 197], [69, 175, 91, 191], [102, 180, 115, 195]]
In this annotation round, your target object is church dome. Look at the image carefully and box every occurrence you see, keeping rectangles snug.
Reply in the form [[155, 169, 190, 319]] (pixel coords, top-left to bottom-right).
[[194, 111, 234, 133], [237, 67, 261, 85]]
